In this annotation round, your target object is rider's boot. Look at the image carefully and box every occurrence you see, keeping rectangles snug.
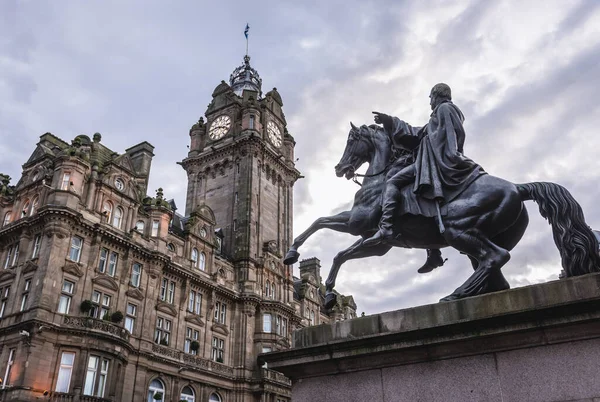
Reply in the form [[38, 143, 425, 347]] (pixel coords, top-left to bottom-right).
[[363, 188, 397, 247], [417, 249, 446, 274]]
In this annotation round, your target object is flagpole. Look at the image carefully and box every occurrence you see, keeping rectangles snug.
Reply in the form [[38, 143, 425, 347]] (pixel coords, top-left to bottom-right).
[[244, 23, 249, 57]]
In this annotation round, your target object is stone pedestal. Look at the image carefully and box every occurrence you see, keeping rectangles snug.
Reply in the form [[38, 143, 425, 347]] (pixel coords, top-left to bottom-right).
[[261, 273, 600, 402]]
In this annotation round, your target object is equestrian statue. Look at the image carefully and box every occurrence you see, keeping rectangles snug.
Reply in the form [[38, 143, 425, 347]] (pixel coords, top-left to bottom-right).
[[284, 83, 600, 309]]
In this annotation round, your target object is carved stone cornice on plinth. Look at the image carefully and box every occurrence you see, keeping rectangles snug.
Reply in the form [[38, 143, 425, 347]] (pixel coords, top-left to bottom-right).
[[211, 322, 229, 336], [92, 275, 119, 291], [126, 287, 144, 301], [184, 314, 205, 327], [156, 300, 178, 317]]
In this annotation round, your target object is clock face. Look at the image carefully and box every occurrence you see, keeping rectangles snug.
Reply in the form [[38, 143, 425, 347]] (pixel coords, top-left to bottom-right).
[[114, 178, 124, 191], [209, 115, 232, 140], [267, 121, 282, 147]]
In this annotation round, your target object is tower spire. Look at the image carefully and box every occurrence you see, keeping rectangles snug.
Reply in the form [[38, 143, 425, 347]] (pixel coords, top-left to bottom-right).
[[244, 23, 250, 57]]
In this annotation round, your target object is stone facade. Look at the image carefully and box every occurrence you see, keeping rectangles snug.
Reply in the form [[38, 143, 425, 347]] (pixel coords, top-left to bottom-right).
[[0, 57, 356, 402]]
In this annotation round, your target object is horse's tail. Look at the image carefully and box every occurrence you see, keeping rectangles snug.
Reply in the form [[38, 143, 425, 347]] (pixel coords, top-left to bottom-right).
[[517, 182, 600, 276]]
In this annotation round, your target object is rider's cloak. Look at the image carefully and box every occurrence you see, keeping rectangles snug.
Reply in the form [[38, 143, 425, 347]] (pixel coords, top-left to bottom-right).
[[389, 100, 486, 204]]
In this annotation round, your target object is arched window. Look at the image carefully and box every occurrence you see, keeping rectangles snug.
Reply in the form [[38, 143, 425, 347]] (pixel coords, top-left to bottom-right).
[[112, 207, 123, 229], [191, 248, 198, 268], [209, 393, 222, 402], [180, 385, 195, 402], [199, 252, 206, 271], [265, 281, 270, 298], [271, 285, 276, 301], [3, 212, 11, 227], [310, 310, 315, 326], [30, 197, 39, 216], [135, 220, 145, 232], [147, 379, 164, 402], [21, 200, 30, 218], [102, 201, 113, 222]]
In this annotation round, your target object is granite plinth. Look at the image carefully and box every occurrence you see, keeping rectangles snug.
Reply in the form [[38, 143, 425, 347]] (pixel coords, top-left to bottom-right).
[[261, 273, 600, 402]]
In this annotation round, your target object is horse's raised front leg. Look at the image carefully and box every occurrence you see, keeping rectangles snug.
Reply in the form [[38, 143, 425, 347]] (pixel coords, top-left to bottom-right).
[[283, 211, 352, 265], [324, 239, 392, 309]]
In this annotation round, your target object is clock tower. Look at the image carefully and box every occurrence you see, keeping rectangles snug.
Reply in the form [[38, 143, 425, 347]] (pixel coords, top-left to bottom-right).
[[180, 55, 301, 292]]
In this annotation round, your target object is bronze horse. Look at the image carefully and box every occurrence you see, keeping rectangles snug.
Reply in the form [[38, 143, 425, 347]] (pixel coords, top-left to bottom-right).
[[284, 123, 600, 309]]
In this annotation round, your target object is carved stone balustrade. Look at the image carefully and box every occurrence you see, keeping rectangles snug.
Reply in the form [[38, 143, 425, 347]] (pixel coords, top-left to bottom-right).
[[63, 316, 130, 342]]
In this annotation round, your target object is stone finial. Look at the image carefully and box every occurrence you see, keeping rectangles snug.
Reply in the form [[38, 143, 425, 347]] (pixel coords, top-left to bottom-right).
[[93, 133, 102, 142]]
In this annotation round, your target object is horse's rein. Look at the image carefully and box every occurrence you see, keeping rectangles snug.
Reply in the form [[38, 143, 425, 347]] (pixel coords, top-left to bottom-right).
[[352, 161, 394, 187]]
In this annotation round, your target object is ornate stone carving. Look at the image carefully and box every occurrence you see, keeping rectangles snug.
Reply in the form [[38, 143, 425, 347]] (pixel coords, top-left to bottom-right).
[[151, 344, 181, 360], [92, 275, 119, 291], [62, 261, 84, 277], [125, 287, 144, 301], [63, 316, 129, 341], [156, 300, 178, 317]]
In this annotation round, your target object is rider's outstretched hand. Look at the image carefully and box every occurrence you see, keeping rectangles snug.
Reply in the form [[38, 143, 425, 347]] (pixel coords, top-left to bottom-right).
[[372, 111, 391, 128]]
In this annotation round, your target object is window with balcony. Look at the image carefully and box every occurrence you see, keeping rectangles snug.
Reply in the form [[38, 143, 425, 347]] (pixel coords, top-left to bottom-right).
[[58, 280, 74, 314], [154, 317, 171, 346], [89, 290, 111, 319], [55, 352, 75, 392], [130, 263, 142, 287], [124, 303, 136, 333], [68, 236, 83, 263], [184, 327, 200, 355], [214, 301, 227, 324], [83, 355, 109, 397], [211, 337, 224, 362]]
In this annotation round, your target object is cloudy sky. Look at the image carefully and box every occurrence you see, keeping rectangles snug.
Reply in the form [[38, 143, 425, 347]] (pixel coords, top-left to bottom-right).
[[2, 0, 600, 315]]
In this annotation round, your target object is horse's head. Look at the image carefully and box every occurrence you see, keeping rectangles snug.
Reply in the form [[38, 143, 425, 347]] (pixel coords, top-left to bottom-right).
[[335, 122, 374, 180]]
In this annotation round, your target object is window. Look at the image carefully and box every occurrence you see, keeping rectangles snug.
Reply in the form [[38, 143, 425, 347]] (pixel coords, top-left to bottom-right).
[[235, 192, 239, 203], [272, 285, 277, 301], [2, 348, 15, 388], [191, 248, 198, 268], [30, 197, 39, 216], [130, 263, 142, 287], [55, 352, 75, 392], [61, 172, 71, 190], [69, 236, 83, 262], [281, 317, 287, 337], [31, 234, 41, 259], [151, 220, 159, 237], [184, 327, 200, 355], [20, 279, 31, 312], [112, 207, 123, 229], [2, 212, 11, 227], [147, 379, 164, 402], [4, 243, 19, 269], [107, 251, 118, 277], [124, 303, 136, 333], [181, 385, 195, 402], [89, 290, 111, 319], [275, 315, 281, 335], [209, 393, 222, 402], [261, 347, 272, 368], [168, 281, 175, 304], [233, 219, 237, 231], [263, 313, 272, 333], [211, 337, 224, 362], [249, 114, 255, 129], [265, 281, 270, 298], [215, 237, 222, 254], [310, 310, 315, 326], [160, 279, 175, 303], [188, 290, 202, 315], [154, 317, 171, 346], [83, 355, 109, 397], [199, 252, 206, 271], [135, 220, 145, 232], [0, 286, 9, 318], [167, 243, 175, 252], [102, 201, 112, 222], [214, 301, 227, 324], [21, 200, 30, 218], [58, 280, 74, 314]]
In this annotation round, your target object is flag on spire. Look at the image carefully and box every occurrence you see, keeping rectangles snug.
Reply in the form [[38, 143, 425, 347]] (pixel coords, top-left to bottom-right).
[[244, 23, 250, 39]]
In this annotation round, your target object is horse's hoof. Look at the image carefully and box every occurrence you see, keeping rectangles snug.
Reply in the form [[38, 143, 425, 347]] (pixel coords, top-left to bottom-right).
[[283, 250, 300, 265], [324, 293, 337, 310]]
